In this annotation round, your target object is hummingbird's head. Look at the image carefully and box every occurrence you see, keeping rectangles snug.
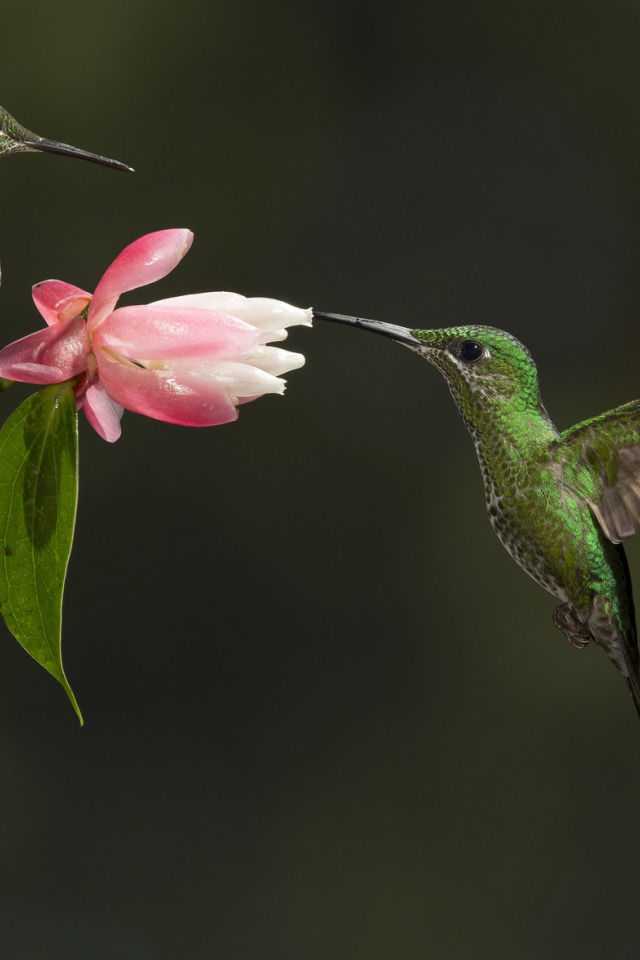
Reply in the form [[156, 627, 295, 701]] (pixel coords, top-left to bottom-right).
[[410, 325, 541, 410], [315, 313, 545, 425]]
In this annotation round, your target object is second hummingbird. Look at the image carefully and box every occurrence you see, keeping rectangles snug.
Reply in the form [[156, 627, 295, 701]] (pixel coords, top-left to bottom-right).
[[317, 311, 640, 721], [0, 104, 132, 172]]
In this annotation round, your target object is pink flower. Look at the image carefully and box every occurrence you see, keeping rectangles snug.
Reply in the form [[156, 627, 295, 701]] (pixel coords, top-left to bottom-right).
[[0, 229, 310, 442]]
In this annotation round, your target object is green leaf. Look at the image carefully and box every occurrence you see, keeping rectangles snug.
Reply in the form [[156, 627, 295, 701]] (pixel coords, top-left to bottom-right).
[[0, 383, 82, 723], [0, 378, 14, 393]]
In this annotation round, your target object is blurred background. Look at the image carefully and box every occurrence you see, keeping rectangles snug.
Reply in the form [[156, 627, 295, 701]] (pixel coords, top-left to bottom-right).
[[0, 1, 639, 957]]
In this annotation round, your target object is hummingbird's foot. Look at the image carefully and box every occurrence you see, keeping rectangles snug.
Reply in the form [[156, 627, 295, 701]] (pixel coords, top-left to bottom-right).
[[552, 603, 591, 650]]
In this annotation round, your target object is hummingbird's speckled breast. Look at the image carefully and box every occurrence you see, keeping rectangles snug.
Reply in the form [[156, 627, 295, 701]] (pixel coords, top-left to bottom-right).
[[468, 416, 616, 608]]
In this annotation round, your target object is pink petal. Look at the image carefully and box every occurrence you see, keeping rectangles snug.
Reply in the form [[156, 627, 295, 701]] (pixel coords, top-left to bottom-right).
[[0, 317, 89, 383], [152, 294, 313, 337], [224, 298, 313, 332], [83, 382, 124, 442], [150, 292, 247, 311], [244, 345, 306, 375], [94, 305, 259, 360], [169, 358, 285, 397], [95, 349, 238, 426], [32, 280, 92, 326], [90, 229, 194, 329]]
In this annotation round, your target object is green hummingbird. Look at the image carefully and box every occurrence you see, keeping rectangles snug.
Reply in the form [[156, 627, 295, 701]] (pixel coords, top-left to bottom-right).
[[0, 104, 132, 171], [316, 312, 640, 720]]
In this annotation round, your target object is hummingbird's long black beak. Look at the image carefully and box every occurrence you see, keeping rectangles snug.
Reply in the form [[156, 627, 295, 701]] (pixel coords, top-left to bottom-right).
[[313, 311, 423, 347], [28, 136, 134, 172]]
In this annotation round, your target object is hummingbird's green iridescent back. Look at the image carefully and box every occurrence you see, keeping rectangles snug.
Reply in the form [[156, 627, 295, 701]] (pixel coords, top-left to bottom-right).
[[316, 312, 640, 720]]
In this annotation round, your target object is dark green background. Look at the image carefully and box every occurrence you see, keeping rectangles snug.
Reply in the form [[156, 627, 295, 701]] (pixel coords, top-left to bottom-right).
[[1, 1, 639, 957]]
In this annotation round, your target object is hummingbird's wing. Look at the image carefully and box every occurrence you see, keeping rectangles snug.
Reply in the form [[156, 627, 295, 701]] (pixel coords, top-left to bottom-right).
[[553, 400, 640, 543]]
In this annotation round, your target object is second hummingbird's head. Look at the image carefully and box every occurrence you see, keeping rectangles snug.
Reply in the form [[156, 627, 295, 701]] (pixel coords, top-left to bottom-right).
[[0, 106, 36, 158], [0, 104, 133, 171]]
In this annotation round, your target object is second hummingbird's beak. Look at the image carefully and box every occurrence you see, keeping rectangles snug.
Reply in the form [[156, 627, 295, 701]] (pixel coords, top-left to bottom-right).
[[25, 136, 133, 172], [313, 311, 423, 347]]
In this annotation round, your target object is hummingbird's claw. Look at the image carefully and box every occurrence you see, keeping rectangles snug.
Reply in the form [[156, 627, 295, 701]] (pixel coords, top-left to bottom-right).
[[552, 603, 590, 650]]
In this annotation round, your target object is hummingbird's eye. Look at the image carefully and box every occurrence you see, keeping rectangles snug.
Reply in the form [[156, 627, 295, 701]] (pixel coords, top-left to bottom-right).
[[458, 340, 485, 363]]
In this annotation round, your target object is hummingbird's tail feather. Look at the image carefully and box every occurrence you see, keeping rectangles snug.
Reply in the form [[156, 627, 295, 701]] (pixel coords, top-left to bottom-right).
[[610, 547, 640, 721], [619, 632, 640, 721], [554, 596, 640, 721], [601, 621, 640, 721], [606, 612, 640, 721], [624, 674, 640, 720]]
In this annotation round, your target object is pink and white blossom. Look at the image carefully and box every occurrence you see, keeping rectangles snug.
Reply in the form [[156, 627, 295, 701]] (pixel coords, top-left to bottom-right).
[[0, 229, 310, 441]]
